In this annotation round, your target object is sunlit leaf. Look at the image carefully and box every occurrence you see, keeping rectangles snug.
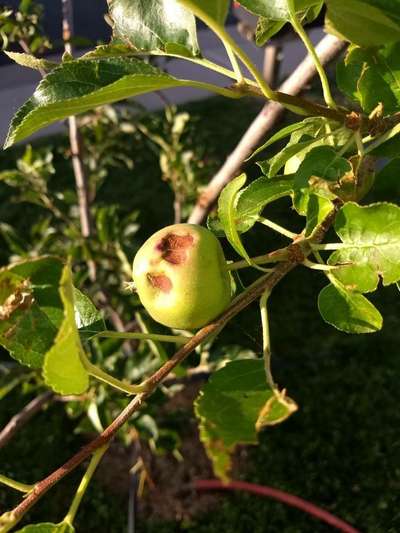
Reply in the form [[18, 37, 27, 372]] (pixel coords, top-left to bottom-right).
[[235, 177, 293, 232], [43, 264, 89, 395], [247, 120, 307, 161], [73, 288, 105, 340], [318, 283, 383, 334], [181, 0, 230, 25], [328, 202, 400, 293], [4, 58, 189, 149], [244, 0, 323, 44], [305, 193, 333, 237], [5, 51, 57, 71], [107, 0, 200, 57], [239, 0, 321, 20], [267, 118, 345, 178], [218, 173, 250, 261], [293, 146, 350, 214]]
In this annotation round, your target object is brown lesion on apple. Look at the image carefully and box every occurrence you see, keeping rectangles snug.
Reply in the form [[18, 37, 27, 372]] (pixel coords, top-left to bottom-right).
[[156, 233, 194, 265], [147, 273, 173, 293]]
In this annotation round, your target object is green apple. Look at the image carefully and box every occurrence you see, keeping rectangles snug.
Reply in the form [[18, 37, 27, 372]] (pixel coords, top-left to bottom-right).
[[132, 224, 232, 329]]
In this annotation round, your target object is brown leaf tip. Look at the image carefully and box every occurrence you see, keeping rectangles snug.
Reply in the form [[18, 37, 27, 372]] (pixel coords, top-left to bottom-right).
[[156, 233, 194, 265], [147, 273, 173, 293]]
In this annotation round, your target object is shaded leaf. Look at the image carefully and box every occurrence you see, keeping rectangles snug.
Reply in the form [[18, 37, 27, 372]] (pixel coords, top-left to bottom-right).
[[374, 158, 400, 199], [43, 264, 89, 395], [296, 146, 352, 184], [318, 283, 383, 334], [195, 360, 291, 479], [328, 202, 400, 293], [107, 0, 200, 57], [255, 18, 285, 46], [0, 257, 64, 368]]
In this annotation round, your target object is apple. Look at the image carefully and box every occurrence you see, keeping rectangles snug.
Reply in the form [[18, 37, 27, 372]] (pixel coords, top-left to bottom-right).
[[132, 224, 232, 329]]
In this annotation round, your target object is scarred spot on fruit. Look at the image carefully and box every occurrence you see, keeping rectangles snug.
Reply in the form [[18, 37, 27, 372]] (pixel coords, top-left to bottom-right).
[[156, 233, 194, 265], [147, 273, 173, 293]]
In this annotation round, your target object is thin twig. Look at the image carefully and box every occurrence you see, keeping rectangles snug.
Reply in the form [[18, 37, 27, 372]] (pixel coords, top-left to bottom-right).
[[0, 391, 54, 450], [188, 35, 345, 225], [62, 0, 92, 239], [1, 203, 340, 532]]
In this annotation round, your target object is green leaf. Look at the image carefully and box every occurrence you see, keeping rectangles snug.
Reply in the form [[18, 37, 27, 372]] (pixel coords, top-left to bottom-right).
[[195, 360, 296, 479], [268, 138, 317, 177], [74, 288, 105, 340], [318, 283, 383, 334], [43, 264, 89, 395], [305, 193, 333, 237], [247, 120, 308, 161], [107, 0, 200, 57], [255, 18, 285, 46], [293, 146, 351, 214], [255, 390, 298, 429], [337, 44, 400, 114], [336, 46, 367, 103], [328, 202, 400, 293], [246, 0, 323, 44], [81, 43, 135, 60], [325, 0, 400, 47], [14, 523, 75, 533], [296, 146, 352, 184], [4, 51, 57, 72], [218, 173, 250, 261], [0, 257, 64, 368], [267, 117, 344, 178], [239, 0, 321, 20], [235, 177, 294, 232], [4, 57, 187, 149], [189, 0, 230, 25]]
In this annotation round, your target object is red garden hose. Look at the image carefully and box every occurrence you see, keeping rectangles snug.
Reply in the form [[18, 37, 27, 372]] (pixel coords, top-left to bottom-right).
[[194, 479, 361, 533]]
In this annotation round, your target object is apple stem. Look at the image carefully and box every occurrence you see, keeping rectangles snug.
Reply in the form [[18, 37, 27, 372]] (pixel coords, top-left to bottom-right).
[[226, 250, 288, 271], [91, 331, 189, 343], [257, 217, 297, 239], [0, 474, 34, 494], [259, 289, 275, 390], [64, 444, 109, 526]]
